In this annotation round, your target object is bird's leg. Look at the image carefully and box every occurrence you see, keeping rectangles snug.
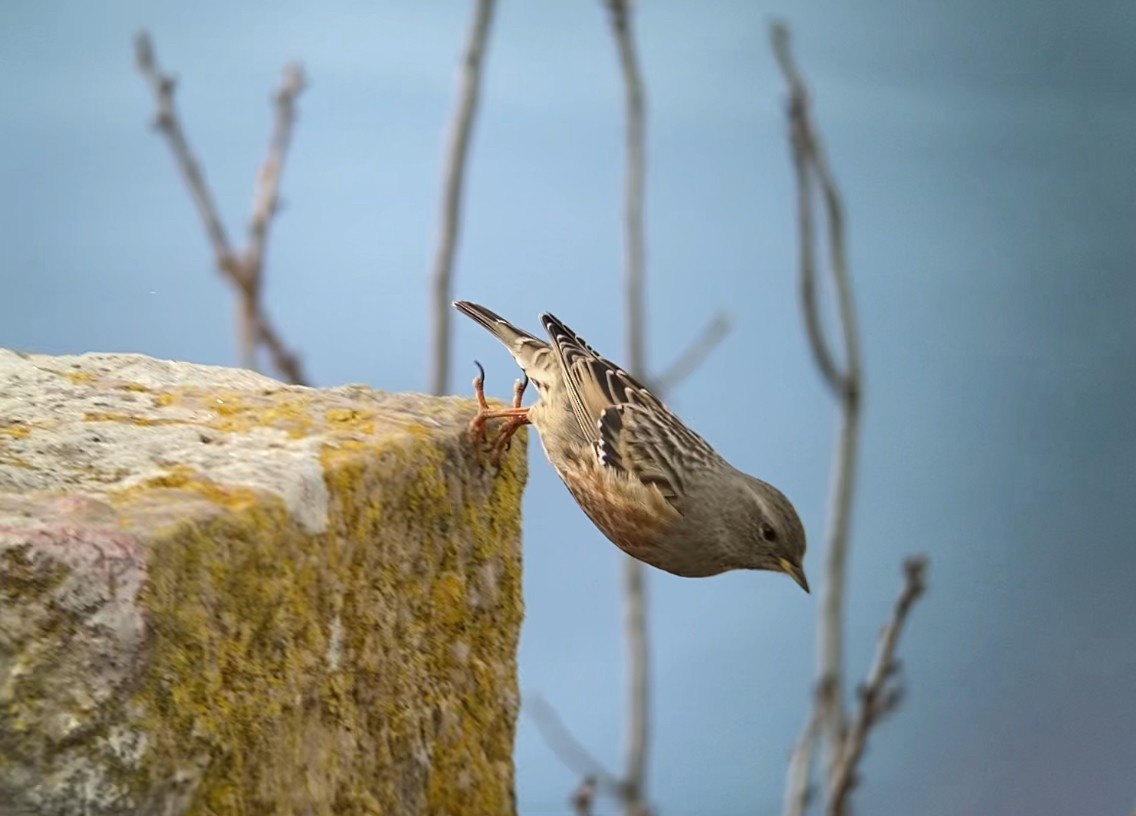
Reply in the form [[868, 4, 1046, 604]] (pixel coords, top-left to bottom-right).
[[468, 363, 530, 465], [489, 374, 531, 464]]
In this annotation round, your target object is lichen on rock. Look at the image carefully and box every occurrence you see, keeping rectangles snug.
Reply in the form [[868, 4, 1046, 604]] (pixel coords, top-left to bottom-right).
[[0, 349, 526, 815]]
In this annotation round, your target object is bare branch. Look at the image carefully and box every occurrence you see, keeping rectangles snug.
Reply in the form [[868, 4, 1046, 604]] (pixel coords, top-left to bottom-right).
[[606, 0, 648, 382], [815, 366, 861, 776], [134, 32, 310, 385], [828, 557, 928, 815], [783, 696, 822, 816], [245, 62, 306, 287], [256, 308, 308, 386], [621, 556, 649, 813], [232, 62, 306, 375], [525, 694, 620, 793], [652, 312, 732, 394], [773, 28, 923, 815], [134, 31, 234, 270], [771, 20, 863, 786], [809, 118, 860, 403], [604, 2, 651, 814], [571, 777, 598, 816], [769, 24, 846, 398], [428, 0, 496, 396]]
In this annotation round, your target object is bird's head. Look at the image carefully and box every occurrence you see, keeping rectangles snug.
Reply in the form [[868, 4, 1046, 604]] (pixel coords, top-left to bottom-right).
[[734, 474, 809, 592]]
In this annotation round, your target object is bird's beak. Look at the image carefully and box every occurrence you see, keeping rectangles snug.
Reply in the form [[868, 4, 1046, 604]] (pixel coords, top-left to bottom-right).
[[779, 558, 810, 594]]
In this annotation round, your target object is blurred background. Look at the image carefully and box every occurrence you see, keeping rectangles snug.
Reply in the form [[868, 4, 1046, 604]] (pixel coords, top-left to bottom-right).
[[2, 1, 1134, 814]]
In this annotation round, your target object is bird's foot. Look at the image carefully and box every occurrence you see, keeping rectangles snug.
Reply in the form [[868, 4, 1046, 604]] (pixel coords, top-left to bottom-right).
[[469, 362, 530, 467]]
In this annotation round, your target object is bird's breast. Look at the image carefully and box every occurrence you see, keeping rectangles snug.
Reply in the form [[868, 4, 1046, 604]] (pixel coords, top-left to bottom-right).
[[551, 448, 681, 567]]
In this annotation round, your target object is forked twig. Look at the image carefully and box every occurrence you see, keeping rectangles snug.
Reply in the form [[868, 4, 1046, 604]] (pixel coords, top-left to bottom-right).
[[772, 23, 928, 816], [526, 693, 621, 795], [653, 312, 732, 394], [828, 558, 927, 814], [134, 31, 309, 385], [771, 22, 862, 794]]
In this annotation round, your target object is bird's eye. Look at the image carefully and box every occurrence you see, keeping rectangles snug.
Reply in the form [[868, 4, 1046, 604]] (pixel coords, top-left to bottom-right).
[[759, 522, 778, 542]]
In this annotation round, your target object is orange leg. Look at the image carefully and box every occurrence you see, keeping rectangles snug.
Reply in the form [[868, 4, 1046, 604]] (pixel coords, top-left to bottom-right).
[[469, 363, 530, 465], [490, 374, 531, 461]]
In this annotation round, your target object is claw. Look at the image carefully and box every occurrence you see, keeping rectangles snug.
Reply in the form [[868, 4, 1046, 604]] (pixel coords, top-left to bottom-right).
[[470, 361, 491, 457], [512, 373, 529, 409], [466, 360, 531, 469], [473, 361, 490, 411]]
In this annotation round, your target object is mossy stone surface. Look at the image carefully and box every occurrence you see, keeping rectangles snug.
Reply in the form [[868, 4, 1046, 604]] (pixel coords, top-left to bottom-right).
[[0, 349, 526, 815]]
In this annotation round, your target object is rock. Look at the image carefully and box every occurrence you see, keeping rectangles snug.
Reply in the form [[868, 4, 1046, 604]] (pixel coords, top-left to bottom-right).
[[0, 349, 527, 816]]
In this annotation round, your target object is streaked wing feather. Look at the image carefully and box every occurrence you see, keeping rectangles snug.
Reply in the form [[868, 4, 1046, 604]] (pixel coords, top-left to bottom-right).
[[597, 403, 718, 509], [539, 312, 717, 508], [540, 313, 664, 440]]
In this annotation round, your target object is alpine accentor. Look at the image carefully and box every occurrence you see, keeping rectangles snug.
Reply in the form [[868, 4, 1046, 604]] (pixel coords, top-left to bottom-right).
[[454, 300, 808, 589]]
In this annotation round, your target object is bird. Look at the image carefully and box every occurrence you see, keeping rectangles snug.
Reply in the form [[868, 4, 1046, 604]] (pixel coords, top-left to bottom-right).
[[453, 300, 809, 589]]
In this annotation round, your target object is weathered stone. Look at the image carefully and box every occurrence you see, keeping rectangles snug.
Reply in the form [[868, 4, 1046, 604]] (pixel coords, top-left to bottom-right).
[[0, 349, 526, 815]]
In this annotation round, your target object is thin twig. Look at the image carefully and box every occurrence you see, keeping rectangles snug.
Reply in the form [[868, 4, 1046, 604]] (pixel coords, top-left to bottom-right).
[[246, 63, 304, 285], [771, 21, 863, 789], [428, 0, 496, 396], [134, 32, 234, 269], [652, 312, 732, 394], [817, 361, 861, 776], [608, 0, 648, 383], [622, 556, 649, 815], [827, 557, 928, 815], [525, 694, 621, 794], [605, 2, 651, 814], [783, 698, 822, 816], [769, 24, 843, 396], [571, 777, 599, 816], [809, 126, 860, 403], [241, 62, 305, 372], [256, 311, 307, 386], [134, 31, 310, 385]]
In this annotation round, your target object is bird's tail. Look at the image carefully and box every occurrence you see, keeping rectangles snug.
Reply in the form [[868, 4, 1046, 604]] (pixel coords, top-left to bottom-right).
[[453, 301, 542, 348], [453, 300, 555, 383]]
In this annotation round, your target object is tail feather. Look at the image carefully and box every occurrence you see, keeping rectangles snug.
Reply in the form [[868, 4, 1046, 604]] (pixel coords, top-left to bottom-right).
[[453, 300, 539, 347], [452, 301, 577, 401]]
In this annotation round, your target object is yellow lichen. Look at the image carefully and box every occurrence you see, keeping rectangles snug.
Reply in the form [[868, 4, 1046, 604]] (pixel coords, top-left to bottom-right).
[[0, 422, 31, 439], [432, 573, 468, 627], [3, 370, 526, 812], [199, 391, 320, 440], [101, 401, 527, 814], [82, 412, 182, 428]]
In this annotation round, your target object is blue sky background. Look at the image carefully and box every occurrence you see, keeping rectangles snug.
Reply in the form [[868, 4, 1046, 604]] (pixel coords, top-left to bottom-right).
[[2, 1, 1134, 814]]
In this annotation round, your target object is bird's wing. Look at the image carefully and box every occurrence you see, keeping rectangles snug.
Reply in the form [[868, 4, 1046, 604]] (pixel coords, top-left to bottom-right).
[[539, 312, 665, 443], [539, 312, 717, 507], [596, 403, 718, 508]]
